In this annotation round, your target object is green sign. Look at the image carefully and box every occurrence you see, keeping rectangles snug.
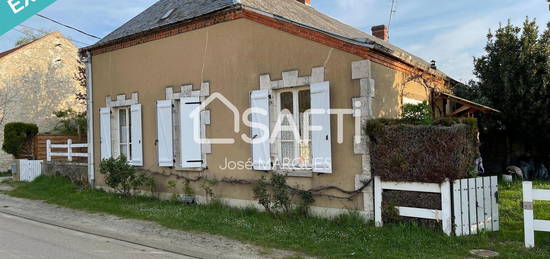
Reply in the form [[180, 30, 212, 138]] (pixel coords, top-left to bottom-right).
[[1, 0, 59, 36]]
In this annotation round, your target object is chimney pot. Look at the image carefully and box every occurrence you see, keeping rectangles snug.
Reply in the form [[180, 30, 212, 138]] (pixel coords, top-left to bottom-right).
[[296, 0, 311, 5], [371, 25, 389, 41]]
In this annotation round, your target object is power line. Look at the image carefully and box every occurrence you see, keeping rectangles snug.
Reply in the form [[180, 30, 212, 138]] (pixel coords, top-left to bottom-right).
[[36, 14, 101, 40]]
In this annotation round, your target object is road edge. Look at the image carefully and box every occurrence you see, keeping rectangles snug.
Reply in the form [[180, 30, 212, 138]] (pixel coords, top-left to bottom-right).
[[0, 208, 227, 259]]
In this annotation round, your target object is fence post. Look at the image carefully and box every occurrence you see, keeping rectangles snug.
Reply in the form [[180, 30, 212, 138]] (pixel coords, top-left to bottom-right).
[[374, 176, 382, 227], [46, 140, 51, 162], [523, 181, 534, 248], [67, 139, 72, 162], [441, 179, 452, 236]]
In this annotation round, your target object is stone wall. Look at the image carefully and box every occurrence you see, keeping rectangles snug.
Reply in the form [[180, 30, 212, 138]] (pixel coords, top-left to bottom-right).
[[43, 162, 88, 186], [0, 32, 84, 171]]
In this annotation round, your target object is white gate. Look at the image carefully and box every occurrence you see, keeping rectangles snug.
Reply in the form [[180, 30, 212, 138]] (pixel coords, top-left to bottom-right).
[[523, 181, 550, 248], [18, 160, 42, 182], [452, 176, 499, 236]]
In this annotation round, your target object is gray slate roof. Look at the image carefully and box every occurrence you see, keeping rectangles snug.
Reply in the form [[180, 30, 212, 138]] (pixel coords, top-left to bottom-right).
[[93, 0, 451, 80]]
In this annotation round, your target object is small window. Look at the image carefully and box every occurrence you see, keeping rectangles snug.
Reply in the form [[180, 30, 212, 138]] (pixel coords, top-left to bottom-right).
[[160, 8, 175, 20], [117, 107, 132, 159], [277, 87, 311, 169]]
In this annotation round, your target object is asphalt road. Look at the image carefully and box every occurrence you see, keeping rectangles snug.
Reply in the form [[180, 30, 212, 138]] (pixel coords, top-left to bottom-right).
[[0, 212, 192, 259]]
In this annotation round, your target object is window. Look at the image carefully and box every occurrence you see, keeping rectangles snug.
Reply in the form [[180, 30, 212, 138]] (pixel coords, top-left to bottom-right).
[[100, 104, 143, 166], [250, 81, 332, 173], [118, 107, 132, 159], [403, 97, 423, 105], [277, 87, 311, 169], [156, 97, 202, 169]]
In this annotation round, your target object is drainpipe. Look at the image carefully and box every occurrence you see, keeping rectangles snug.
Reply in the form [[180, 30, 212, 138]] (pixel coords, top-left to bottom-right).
[[85, 51, 95, 187]]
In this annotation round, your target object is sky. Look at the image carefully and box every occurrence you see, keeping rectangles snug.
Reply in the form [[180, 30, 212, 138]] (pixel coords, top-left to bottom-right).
[[0, 0, 548, 82]]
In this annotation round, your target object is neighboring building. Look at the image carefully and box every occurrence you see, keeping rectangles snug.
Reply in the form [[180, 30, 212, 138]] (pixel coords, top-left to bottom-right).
[[0, 32, 83, 170], [82, 0, 490, 218]]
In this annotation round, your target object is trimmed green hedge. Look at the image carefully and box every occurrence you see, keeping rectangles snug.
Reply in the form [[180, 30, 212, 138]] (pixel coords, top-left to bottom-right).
[[2, 122, 38, 156], [367, 118, 479, 183]]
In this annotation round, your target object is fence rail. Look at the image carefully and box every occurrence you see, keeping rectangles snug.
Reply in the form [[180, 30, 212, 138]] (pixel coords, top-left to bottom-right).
[[374, 176, 499, 236], [46, 139, 88, 162], [523, 181, 550, 248], [374, 176, 452, 235]]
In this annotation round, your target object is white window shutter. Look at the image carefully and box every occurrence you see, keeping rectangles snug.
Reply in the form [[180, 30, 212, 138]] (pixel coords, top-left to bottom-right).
[[250, 90, 271, 170], [311, 82, 332, 173], [100, 107, 112, 160], [157, 100, 174, 167], [180, 97, 202, 168], [130, 104, 143, 166]]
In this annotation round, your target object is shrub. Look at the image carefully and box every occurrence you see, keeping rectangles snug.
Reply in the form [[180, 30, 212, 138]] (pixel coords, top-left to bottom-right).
[[2, 122, 38, 157], [253, 173, 315, 217], [99, 155, 154, 196], [367, 118, 479, 183], [402, 101, 433, 125]]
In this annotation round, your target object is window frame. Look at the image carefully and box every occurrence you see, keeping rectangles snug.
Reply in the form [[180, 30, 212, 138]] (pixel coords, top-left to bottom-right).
[[275, 86, 312, 170], [113, 106, 133, 161]]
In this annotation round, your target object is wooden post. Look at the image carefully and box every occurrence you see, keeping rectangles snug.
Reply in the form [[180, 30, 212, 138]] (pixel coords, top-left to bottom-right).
[[46, 140, 51, 162], [441, 179, 452, 236], [523, 181, 534, 248], [374, 176, 382, 227], [67, 139, 73, 162]]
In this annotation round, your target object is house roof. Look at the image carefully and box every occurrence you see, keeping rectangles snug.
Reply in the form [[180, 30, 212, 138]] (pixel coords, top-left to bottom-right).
[[0, 32, 64, 61], [0, 43, 28, 60], [436, 92, 501, 114], [87, 0, 452, 81]]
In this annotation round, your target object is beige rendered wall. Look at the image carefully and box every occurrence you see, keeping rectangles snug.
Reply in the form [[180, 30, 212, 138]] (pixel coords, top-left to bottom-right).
[[370, 62, 431, 118], [92, 18, 428, 211], [0, 32, 83, 171]]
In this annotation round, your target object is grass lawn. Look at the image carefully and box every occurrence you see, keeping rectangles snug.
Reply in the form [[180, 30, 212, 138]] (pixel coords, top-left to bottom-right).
[[5, 176, 550, 258]]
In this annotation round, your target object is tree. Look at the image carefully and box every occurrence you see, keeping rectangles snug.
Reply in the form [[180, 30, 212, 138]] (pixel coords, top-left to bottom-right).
[[15, 28, 50, 46], [463, 19, 550, 158]]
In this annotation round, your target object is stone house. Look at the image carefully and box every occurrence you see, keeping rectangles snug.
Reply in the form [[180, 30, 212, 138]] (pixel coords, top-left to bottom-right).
[[0, 32, 84, 171], [82, 0, 492, 218]]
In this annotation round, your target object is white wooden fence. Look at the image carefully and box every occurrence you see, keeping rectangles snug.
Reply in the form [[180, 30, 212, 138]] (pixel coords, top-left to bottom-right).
[[374, 176, 452, 235], [374, 176, 499, 236], [523, 181, 550, 248], [453, 176, 499, 236], [46, 139, 88, 162], [18, 159, 42, 182]]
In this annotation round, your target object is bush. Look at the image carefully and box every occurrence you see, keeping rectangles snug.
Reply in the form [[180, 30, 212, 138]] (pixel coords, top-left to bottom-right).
[[367, 118, 479, 183], [99, 155, 154, 196], [402, 101, 433, 125], [2, 122, 38, 157], [253, 173, 315, 217]]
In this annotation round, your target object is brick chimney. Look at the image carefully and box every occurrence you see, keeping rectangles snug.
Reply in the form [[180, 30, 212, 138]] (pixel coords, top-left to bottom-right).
[[296, 0, 311, 5], [371, 25, 389, 41]]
